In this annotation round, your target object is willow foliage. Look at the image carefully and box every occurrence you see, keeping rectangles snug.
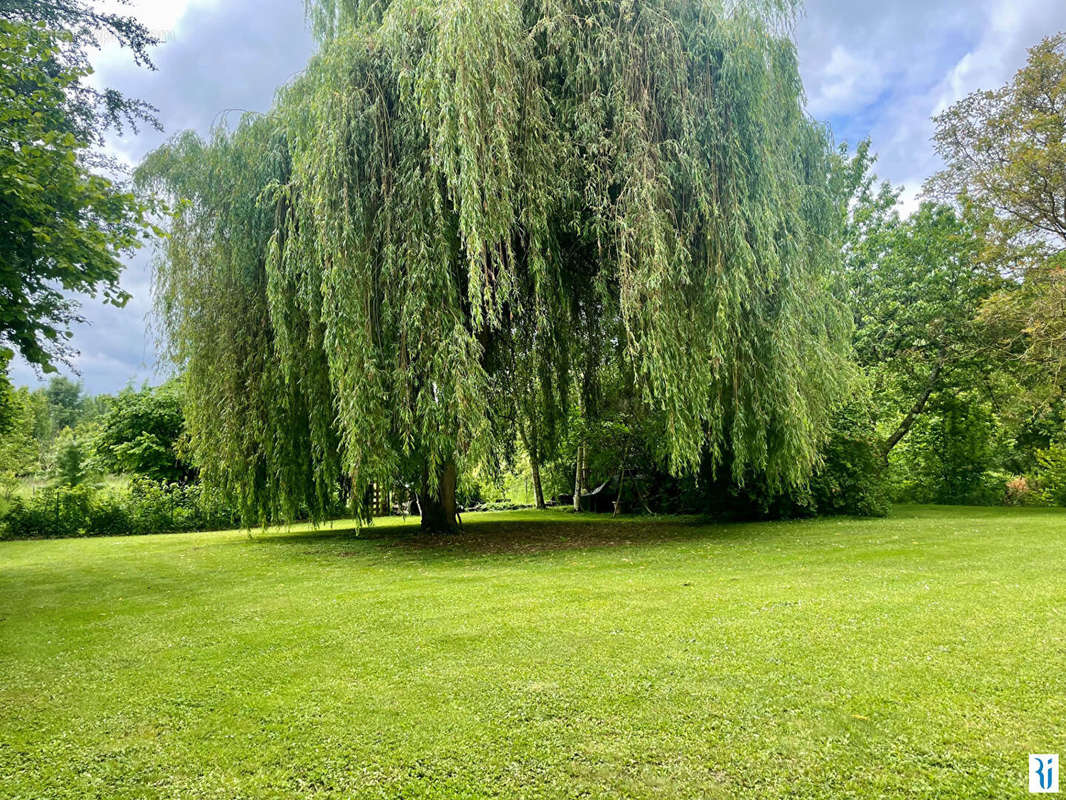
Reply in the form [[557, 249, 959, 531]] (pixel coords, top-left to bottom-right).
[[139, 120, 341, 524], [142, 0, 850, 526]]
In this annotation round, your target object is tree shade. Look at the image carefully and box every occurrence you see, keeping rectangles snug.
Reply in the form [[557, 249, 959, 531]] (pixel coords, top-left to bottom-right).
[[140, 0, 851, 530]]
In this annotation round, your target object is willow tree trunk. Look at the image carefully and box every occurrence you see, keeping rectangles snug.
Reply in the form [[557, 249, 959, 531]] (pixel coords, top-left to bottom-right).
[[519, 424, 546, 510], [419, 460, 458, 533], [531, 452, 545, 509], [573, 443, 585, 511]]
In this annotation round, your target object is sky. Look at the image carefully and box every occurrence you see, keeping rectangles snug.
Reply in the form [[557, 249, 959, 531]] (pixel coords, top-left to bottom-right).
[[9, 0, 1066, 394]]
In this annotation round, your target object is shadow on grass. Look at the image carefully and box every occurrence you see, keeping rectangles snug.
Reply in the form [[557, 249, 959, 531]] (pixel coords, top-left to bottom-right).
[[246, 510, 834, 559]]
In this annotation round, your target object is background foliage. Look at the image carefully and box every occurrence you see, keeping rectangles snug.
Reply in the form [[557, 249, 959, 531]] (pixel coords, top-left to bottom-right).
[[6, 7, 1066, 538]]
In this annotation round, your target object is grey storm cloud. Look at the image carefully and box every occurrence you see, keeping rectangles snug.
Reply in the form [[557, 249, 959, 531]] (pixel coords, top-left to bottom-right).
[[100, 0, 315, 166], [10, 0, 1066, 394], [9, 0, 314, 394]]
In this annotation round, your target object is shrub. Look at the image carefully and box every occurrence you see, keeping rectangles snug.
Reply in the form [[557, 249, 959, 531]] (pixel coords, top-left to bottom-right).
[[807, 402, 890, 517], [745, 399, 891, 519], [1035, 443, 1066, 507], [890, 396, 1006, 505], [1004, 475, 1046, 506], [93, 384, 195, 483], [969, 470, 1009, 506], [0, 480, 240, 540], [1, 485, 101, 538], [53, 428, 89, 487], [123, 478, 239, 535]]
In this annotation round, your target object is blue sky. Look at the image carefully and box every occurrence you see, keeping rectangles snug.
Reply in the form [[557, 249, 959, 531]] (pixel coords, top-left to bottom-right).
[[10, 0, 1066, 394]]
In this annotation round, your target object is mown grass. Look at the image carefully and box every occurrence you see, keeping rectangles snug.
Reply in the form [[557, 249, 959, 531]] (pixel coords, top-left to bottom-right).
[[1, 505, 1064, 798]]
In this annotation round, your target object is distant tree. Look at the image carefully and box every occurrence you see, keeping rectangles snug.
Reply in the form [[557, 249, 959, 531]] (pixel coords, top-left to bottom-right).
[[840, 150, 1004, 456], [52, 428, 87, 486], [929, 32, 1066, 384], [0, 355, 13, 436], [806, 390, 890, 517], [842, 147, 996, 446], [929, 33, 1066, 254], [0, 387, 42, 476], [45, 377, 84, 430], [94, 384, 194, 483], [891, 391, 1002, 505]]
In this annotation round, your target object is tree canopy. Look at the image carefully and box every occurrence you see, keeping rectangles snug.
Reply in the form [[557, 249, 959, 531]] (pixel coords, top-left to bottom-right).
[[839, 166, 1003, 455], [930, 32, 1066, 385], [141, 0, 852, 530], [94, 383, 194, 484], [0, 0, 161, 146], [929, 33, 1066, 255], [0, 19, 152, 375]]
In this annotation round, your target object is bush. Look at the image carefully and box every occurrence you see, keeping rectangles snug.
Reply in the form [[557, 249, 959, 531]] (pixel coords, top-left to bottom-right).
[[93, 384, 195, 483], [0, 480, 239, 540], [889, 396, 1006, 505], [807, 402, 890, 517], [1035, 443, 1066, 506], [1004, 475, 1047, 506], [52, 428, 89, 487], [2, 485, 110, 539], [969, 470, 1011, 506], [743, 400, 890, 519]]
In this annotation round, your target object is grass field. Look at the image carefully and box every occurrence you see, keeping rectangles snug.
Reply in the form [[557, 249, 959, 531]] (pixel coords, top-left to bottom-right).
[[1, 506, 1064, 798]]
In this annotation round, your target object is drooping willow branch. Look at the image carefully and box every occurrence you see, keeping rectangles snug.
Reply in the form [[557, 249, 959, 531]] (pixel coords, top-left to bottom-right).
[[140, 0, 851, 526]]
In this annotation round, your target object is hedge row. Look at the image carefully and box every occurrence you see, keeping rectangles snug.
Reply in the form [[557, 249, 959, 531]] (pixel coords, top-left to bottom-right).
[[0, 478, 240, 539]]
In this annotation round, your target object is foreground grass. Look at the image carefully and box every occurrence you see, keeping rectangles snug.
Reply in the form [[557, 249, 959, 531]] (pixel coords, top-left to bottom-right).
[[1, 506, 1064, 799]]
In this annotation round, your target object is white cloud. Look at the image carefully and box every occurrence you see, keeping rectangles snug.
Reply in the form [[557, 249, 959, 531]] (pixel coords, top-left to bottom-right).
[[930, 0, 1050, 116], [798, 0, 1066, 212], [94, 0, 210, 40], [806, 45, 889, 117]]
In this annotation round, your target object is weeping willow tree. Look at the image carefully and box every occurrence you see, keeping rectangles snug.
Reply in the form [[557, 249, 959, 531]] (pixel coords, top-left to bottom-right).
[[139, 0, 851, 531]]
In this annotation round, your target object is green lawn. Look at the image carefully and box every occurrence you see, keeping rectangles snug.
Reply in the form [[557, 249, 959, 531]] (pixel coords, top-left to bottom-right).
[[1, 506, 1064, 799]]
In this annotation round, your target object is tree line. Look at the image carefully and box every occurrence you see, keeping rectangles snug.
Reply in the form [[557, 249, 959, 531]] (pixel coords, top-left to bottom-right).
[[0, 378, 191, 492], [3, 1, 1066, 535]]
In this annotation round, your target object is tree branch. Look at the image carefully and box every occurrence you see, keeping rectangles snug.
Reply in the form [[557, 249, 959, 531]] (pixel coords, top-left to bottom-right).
[[882, 354, 947, 458]]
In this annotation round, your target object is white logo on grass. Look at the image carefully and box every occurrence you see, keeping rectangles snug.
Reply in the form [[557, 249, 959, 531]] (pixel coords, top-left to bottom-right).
[[1031, 754, 1059, 793]]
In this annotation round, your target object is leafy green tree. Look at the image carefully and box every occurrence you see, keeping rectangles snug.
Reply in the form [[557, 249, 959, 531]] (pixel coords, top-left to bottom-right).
[[44, 377, 84, 430], [806, 393, 889, 517], [892, 393, 1003, 505], [94, 384, 194, 483], [929, 32, 1066, 256], [0, 387, 42, 478], [0, 355, 13, 435], [1035, 441, 1066, 506], [837, 144, 1033, 504], [840, 153, 1003, 456], [52, 428, 87, 487], [1002, 391, 1066, 475], [141, 0, 852, 531], [929, 33, 1066, 384], [0, 0, 160, 145], [0, 20, 153, 375]]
